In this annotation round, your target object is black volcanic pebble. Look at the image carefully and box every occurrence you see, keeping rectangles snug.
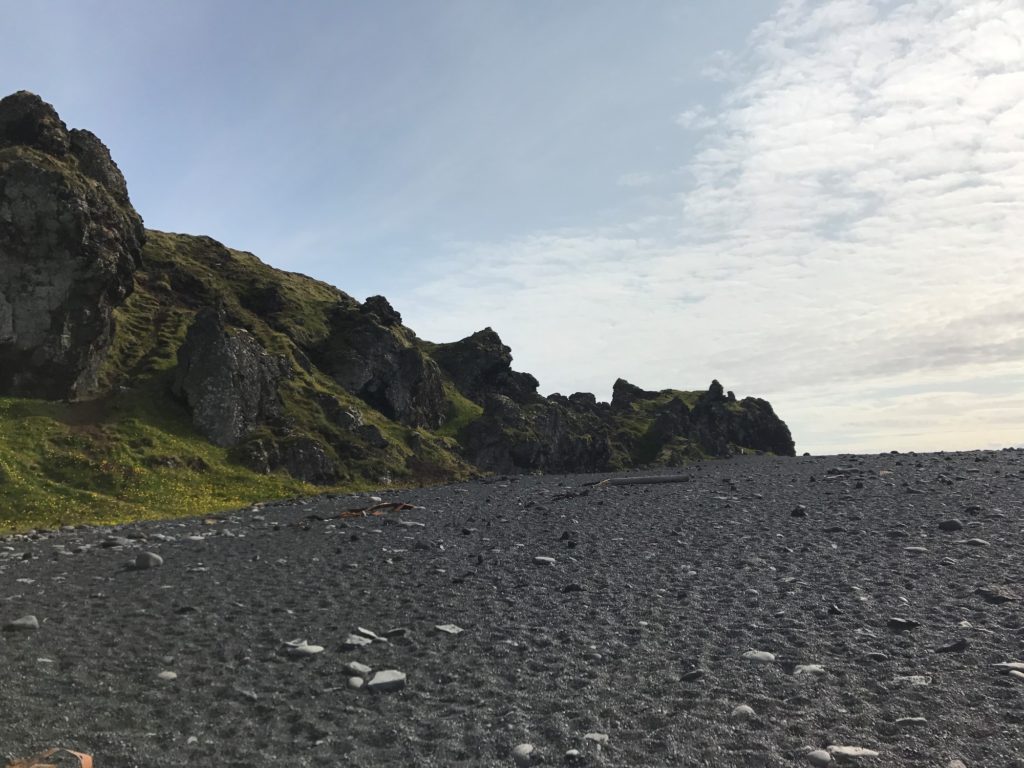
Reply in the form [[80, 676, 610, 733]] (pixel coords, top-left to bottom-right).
[[935, 638, 969, 653], [887, 617, 920, 631], [938, 519, 964, 531], [791, 505, 807, 517], [4, 452, 1024, 767], [975, 586, 1015, 604]]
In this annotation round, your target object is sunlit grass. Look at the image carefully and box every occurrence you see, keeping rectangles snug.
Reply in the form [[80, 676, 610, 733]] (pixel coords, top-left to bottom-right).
[[0, 391, 320, 533]]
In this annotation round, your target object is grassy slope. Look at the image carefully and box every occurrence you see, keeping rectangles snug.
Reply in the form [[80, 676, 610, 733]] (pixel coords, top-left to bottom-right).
[[0, 231, 474, 533], [0, 393, 314, 532]]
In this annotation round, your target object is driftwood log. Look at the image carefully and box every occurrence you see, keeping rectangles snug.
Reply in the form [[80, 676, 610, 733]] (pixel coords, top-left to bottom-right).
[[593, 475, 692, 487]]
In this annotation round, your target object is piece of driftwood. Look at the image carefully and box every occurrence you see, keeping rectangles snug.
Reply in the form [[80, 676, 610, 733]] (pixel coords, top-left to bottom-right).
[[594, 475, 692, 487], [305, 501, 420, 522]]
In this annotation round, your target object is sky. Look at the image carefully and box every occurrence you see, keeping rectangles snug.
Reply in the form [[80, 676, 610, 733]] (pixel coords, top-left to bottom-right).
[[2, 0, 1022, 455]]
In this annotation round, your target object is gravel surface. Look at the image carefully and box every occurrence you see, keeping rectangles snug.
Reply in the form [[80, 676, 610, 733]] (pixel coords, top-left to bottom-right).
[[2, 451, 1023, 767]]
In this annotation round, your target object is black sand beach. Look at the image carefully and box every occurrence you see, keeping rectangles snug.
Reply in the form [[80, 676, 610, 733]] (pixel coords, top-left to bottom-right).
[[2, 451, 1022, 766]]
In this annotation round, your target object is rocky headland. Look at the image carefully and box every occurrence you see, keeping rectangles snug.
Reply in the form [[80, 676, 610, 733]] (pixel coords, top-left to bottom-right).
[[0, 91, 794, 531]]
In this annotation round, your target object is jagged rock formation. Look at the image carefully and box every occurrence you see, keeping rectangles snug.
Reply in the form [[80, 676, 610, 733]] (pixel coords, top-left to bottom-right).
[[171, 308, 288, 447], [611, 377, 666, 410], [313, 296, 448, 429], [0, 91, 796, 511], [459, 375, 794, 473], [232, 434, 338, 485], [431, 328, 540, 404], [0, 91, 144, 398], [689, 380, 795, 458], [462, 394, 613, 474]]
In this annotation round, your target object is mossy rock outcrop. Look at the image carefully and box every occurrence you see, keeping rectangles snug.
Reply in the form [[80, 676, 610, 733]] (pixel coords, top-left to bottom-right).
[[0, 91, 144, 399], [0, 90, 796, 531]]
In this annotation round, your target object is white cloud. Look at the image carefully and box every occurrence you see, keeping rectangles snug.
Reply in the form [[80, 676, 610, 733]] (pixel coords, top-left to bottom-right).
[[617, 172, 655, 188], [398, 0, 1024, 455], [675, 105, 716, 130]]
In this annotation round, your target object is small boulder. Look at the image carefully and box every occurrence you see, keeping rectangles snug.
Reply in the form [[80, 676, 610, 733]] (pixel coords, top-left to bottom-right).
[[827, 745, 879, 761], [367, 669, 406, 693], [3, 615, 39, 631], [134, 551, 163, 570], [511, 743, 535, 767]]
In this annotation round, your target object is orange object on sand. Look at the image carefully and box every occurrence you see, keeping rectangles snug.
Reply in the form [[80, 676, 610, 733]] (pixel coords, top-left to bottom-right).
[[5, 748, 93, 768]]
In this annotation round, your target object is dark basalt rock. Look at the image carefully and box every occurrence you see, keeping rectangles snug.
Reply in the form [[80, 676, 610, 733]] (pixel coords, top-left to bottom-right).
[[611, 378, 659, 410], [642, 396, 694, 460], [172, 308, 289, 447], [431, 328, 539, 404], [68, 128, 133, 207], [361, 295, 402, 326], [690, 380, 795, 457], [314, 301, 447, 429], [0, 91, 144, 399], [313, 392, 364, 430], [0, 90, 71, 155], [567, 392, 602, 412], [462, 394, 613, 474], [234, 434, 338, 485], [464, 376, 794, 473]]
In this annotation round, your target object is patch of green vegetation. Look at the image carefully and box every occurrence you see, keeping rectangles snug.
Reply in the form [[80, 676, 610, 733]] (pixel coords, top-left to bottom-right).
[[0, 391, 316, 534], [0, 228, 481, 533], [437, 384, 483, 439], [633, 389, 704, 413], [141, 230, 353, 350]]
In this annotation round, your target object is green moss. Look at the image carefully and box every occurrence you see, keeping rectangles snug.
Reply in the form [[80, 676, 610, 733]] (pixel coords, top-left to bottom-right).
[[0, 229, 478, 533], [0, 392, 315, 533], [437, 384, 483, 439]]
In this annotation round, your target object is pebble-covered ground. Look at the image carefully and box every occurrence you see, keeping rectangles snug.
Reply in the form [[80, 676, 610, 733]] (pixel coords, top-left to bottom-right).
[[1, 451, 1023, 767]]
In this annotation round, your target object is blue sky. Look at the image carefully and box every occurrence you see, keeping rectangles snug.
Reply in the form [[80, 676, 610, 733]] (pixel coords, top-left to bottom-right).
[[2, 0, 1023, 454]]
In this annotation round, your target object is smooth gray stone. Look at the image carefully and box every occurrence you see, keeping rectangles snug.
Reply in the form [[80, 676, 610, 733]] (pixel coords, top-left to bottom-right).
[[135, 551, 164, 570], [367, 669, 406, 693], [512, 743, 535, 767], [344, 661, 372, 676], [3, 615, 39, 631]]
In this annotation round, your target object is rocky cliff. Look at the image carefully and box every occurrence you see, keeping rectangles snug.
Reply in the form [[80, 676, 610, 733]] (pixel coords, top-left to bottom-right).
[[0, 92, 794, 529], [0, 91, 144, 398]]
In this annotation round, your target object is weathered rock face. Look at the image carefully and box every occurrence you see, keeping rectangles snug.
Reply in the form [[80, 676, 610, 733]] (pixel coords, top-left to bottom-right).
[[690, 379, 795, 457], [0, 91, 145, 399], [462, 394, 613, 474], [611, 378, 659, 410], [432, 328, 539, 404], [234, 434, 338, 485], [314, 297, 447, 429], [462, 376, 795, 473], [361, 294, 402, 326], [172, 308, 288, 447]]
